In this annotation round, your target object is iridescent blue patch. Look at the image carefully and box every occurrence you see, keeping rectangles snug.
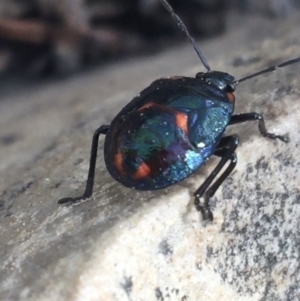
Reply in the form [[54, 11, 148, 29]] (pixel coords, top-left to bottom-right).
[[184, 150, 203, 171]]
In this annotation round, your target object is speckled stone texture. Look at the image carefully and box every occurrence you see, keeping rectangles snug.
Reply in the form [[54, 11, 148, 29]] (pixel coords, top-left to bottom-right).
[[1, 14, 300, 301]]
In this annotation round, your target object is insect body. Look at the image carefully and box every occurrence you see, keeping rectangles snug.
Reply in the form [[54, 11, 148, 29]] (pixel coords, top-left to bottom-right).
[[105, 73, 234, 192], [58, 0, 300, 221]]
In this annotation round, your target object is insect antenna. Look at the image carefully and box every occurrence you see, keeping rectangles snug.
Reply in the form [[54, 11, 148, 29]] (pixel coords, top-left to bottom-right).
[[160, 0, 211, 72], [233, 56, 300, 85]]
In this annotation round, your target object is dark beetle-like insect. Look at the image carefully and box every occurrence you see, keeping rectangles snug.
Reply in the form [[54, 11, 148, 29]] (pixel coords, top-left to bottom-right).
[[58, 0, 300, 221]]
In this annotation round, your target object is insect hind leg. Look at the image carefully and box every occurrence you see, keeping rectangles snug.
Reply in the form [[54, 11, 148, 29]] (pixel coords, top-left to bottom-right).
[[194, 135, 239, 221], [58, 124, 110, 205]]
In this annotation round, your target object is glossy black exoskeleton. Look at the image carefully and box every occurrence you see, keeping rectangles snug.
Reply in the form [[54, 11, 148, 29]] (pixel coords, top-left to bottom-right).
[[58, 0, 300, 221]]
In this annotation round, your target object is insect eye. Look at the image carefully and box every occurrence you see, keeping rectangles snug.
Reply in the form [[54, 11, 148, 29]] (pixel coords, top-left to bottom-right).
[[196, 72, 205, 79], [226, 84, 235, 92]]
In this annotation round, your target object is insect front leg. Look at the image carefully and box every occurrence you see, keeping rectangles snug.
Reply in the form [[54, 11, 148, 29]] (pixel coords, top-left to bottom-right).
[[194, 135, 239, 221], [58, 124, 110, 205], [230, 113, 289, 142]]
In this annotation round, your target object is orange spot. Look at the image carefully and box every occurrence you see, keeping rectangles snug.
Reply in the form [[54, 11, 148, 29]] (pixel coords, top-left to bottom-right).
[[134, 162, 151, 179], [115, 153, 124, 174], [137, 102, 155, 112], [175, 112, 188, 133], [227, 92, 235, 103]]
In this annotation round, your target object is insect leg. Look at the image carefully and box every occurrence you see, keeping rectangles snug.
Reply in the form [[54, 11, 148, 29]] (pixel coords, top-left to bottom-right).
[[58, 124, 110, 205], [194, 135, 239, 221], [230, 113, 289, 142]]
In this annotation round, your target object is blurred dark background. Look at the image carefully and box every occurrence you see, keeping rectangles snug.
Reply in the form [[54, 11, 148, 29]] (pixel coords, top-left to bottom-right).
[[0, 0, 299, 78]]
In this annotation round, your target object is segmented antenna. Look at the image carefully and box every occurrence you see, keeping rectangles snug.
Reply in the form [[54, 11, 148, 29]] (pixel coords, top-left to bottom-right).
[[160, 0, 211, 72], [234, 57, 300, 85]]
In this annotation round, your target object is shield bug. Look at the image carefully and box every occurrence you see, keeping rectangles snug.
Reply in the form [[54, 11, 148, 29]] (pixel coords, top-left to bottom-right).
[[58, 0, 300, 221]]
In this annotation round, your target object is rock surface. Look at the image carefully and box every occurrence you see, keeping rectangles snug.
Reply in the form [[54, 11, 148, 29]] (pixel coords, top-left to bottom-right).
[[1, 13, 300, 301]]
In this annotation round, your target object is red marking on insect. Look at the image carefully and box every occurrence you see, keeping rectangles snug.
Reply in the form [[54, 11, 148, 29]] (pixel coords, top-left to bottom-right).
[[134, 162, 151, 179], [226, 92, 235, 103], [115, 153, 125, 174], [137, 102, 155, 112], [175, 112, 188, 133]]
